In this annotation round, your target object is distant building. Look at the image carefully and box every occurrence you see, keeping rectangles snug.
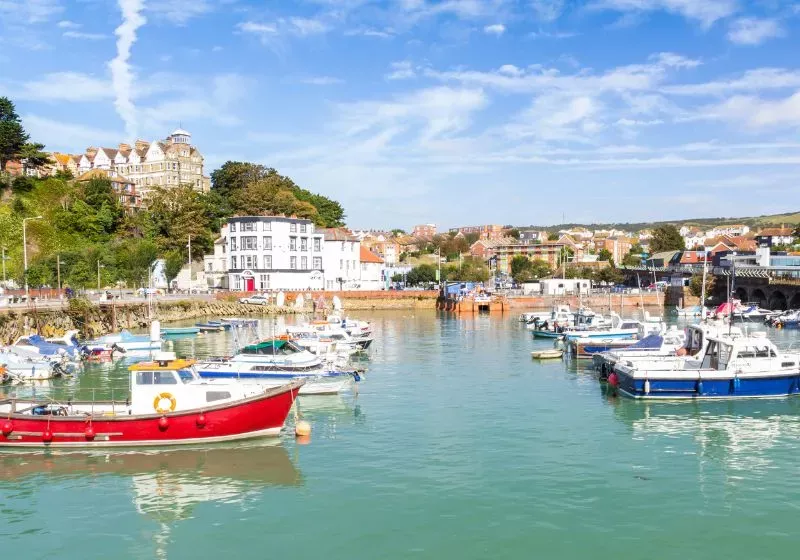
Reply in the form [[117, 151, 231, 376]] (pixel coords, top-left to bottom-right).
[[412, 224, 437, 239], [359, 246, 385, 290], [448, 224, 504, 240], [76, 168, 143, 213], [320, 228, 360, 290], [204, 224, 229, 290], [756, 227, 795, 247], [707, 224, 750, 238], [603, 236, 633, 264], [518, 229, 548, 245], [479, 237, 583, 274]]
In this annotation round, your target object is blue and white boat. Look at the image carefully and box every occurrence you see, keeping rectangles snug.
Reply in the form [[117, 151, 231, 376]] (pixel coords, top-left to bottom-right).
[[0, 347, 72, 381], [592, 328, 687, 375], [611, 331, 800, 399], [561, 313, 656, 342], [85, 330, 161, 353], [195, 339, 359, 395], [13, 332, 83, 360]]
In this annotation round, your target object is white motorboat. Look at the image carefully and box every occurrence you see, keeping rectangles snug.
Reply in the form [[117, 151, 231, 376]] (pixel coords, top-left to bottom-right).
[[0, 347, 68, 382], [85, 330, 161, 353], [592, 327, 687, 376], [611, 331, 800, 399]]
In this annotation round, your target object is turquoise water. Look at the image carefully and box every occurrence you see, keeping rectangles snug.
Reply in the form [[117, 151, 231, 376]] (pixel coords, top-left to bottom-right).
[[3, 311, 800, 558]]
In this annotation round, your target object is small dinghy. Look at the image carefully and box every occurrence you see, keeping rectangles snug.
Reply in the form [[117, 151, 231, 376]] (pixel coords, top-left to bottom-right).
[[161, 327, 200, 336], [531, 349, 563, 360]]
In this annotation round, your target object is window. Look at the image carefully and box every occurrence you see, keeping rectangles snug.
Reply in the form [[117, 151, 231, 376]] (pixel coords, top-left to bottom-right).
[[301, 256, 308, 269], [241, 236, 257, 250], [206, 391, 231, 402], [264, 255, 272, 269], [300, 223, 307, 233], [290, 256, 297, 269], [290, 237, 297, 251], [313, 238, 321, 252], [230, 237, 237, 251], [231, 256, 237, 269], [177, 369, 194, 383], [233, 275, 241, 290], [260, 274, 269, 290], [242, 222, 255, 232], [301, 238, 308, 251], [341, 241, 345, 251], [154, 371, 177, 385], [263, 236, 272, 250], [230, 222, 236, 232], [340, 259, 343, 269], [136, 371, 153, 385], [263, 222, 271, 231], [313, 257, 322, 269], [346, 261, 349, 271], [290, 223, 297, 232]]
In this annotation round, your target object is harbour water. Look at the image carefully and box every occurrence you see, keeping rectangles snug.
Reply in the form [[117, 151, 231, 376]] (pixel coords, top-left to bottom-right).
[[3, 310, 800, 558]]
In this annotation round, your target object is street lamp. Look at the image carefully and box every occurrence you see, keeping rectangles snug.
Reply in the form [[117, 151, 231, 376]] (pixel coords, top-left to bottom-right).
[[22, 216, 43, 296], [97, 260, 105, 291]]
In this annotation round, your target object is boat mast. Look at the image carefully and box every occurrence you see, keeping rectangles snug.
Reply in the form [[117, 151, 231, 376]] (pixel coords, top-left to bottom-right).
[[700, 250, 708, 321]]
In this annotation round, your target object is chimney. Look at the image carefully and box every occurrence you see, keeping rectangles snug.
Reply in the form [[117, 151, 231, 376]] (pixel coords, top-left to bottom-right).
[[118, 143, 131, 152], [85, 146, 98, 156], [134, 139, 149, 151]]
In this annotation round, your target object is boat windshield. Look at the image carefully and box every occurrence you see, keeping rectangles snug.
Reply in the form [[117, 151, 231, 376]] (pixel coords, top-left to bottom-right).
[[241, 339, 302, 355], [177, 369, 195, 383]]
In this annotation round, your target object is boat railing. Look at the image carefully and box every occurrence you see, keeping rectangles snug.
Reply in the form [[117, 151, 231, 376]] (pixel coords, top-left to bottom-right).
[[0, 386, 132, 415]]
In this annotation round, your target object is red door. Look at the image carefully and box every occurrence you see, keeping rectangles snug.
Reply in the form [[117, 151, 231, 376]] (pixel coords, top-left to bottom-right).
[[245, 277, 255, 292]]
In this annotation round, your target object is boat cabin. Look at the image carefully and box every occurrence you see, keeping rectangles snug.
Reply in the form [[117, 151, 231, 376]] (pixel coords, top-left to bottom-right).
[[698, 333, 791, 371], [240, 339, 306, 356]]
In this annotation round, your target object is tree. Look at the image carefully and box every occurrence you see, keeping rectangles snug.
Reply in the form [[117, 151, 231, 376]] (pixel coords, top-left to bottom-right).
[[510, 256, 550, 283], [547, 232, 559, 241], [650, 225, 685, 253], [19, 142, 51, 175], [507, 228, 520, 240], [0, 97, 29, 172], [406, 264, 437, 285], [689, 273, 715, 299], [164, 250, 185, 291], [391, 229, 406, 236], [595, 266, 624, 284], [598, 248, 613, 262]]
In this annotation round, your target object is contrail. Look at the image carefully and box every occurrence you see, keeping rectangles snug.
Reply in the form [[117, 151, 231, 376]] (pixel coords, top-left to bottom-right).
[[109, 0, 146, 140]]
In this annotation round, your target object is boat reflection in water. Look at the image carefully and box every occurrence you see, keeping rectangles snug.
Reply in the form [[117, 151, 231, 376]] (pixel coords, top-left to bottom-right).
[[606, 391, 800, 475], [0, 441, 302, 557]]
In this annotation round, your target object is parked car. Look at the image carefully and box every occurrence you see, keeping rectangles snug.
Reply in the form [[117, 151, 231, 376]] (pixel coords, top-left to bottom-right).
[[238, 294, 270, 305]]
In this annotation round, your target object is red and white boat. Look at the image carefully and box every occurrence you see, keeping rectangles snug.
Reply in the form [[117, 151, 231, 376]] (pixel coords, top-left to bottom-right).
[[0, 352, 303, 448]]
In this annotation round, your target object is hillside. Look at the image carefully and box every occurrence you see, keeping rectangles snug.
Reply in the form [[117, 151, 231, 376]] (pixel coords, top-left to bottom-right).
[[520, 210, 800, 233]]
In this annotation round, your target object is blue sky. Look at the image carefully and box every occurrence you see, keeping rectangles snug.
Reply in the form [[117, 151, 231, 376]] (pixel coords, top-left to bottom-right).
[[2, 0, 800, 229]]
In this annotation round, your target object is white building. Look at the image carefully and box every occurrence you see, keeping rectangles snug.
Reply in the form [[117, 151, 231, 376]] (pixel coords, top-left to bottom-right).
[[227, 216, 325, 291], [321, 228, 361, 290], [708, 224, 750, 237], [204, 224, 229, 290], [359, 246, 385, 290]]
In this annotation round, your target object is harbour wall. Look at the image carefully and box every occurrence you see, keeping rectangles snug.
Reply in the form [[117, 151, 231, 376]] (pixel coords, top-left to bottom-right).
[[506, 292, 666, 310], [0, 292, 439, 344]]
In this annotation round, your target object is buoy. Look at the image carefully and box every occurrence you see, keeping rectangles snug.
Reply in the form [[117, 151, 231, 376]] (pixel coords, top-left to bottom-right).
[[85, 426, 96, 440], [296, 434, 312, 446], [608, 372, 619, 388], [295, 420, 312, 437], [196, 413, 207, 428], [43, 430, 54, 443], [157, 416, 169, 431], [1, 421, 12, 436], [644, 379, 651, 395]]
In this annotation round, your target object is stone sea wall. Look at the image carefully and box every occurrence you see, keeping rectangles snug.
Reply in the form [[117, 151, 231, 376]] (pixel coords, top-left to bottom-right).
[[0, 294, 438, 344]]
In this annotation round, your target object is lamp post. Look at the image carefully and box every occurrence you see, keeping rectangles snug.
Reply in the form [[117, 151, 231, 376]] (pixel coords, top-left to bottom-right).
[[1, 246, 7, 284], [97, 260, 105, 291], [22, 216, 43, 296]]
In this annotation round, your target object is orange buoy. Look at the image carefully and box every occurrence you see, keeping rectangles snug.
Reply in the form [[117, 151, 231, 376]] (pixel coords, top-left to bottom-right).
[[295, 420, 312, 437]]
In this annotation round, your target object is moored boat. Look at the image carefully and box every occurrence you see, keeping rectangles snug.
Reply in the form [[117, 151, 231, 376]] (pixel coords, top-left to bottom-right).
[[0, 352, 303, 447], [531, 349, 563, 360], [161, 327, 200, 336]]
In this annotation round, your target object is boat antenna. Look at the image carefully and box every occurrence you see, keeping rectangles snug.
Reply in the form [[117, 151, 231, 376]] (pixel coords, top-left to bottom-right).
[[700, 249, 708, 322], [728, 252, 736, 336]]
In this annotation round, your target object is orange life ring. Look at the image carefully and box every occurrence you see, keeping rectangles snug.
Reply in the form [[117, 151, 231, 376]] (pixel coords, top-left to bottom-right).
[[153, 392, 177, 414]]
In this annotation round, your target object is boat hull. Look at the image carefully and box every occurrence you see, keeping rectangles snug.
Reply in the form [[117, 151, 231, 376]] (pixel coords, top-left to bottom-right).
[[615, 371, 800, 399], [570, 339, 635, 358], [195, 368, 355, 395], [530, 330, 562, 339], [0, 382, 301, 448]]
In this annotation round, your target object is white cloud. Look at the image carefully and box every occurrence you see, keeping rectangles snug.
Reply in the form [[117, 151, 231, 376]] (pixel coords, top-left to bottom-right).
[[505, 94, 603, 141], [19, 72, 111, 102], [238, 21, 278, 35], [289, 17, 329, 35], [109, 0, 147, 140], [531, 0, 565, 22], [57, 20, 80, 29], [63, 31, 108, 40], [386, 61, 417, 80], [23, 114, 122, 150], [615, 117, 664, 126], [590, 0, 738, 28], [498, 64, 523, 76], [528, 29, 577, 38], [727, 17, 784, 46], [665, 68, 800, 96], [344, 27, 395, 38], [700, 92, 800, 128], [0, 0, 63, 24], [146, 0, 213, 25], [299, 76, 344, 85], [484, 23, 506, 35]]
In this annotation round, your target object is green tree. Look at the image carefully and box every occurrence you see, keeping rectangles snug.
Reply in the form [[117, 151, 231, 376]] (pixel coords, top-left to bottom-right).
[[164, 250, 185, 291], [598, 248, 613, 262], [650, 225, 685, 253], [0, 97, 29, 172], [507, 228, 520, 240], [145, 186, 214, 255], [19, 142, 51, 175], [391, 229, 406, 236], [595, 266, 624, 284], [406, 264, 437, 285], [689, 273, 715, 299], [547, 232, 559, 241]]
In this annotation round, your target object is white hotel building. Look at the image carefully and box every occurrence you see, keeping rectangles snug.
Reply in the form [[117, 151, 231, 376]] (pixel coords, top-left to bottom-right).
[[227, 216, 325, 291]]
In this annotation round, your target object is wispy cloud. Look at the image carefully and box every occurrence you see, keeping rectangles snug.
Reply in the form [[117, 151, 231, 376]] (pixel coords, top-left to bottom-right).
[[531, 0, 565, 22], [146, 0, 213, 25], [344, 27, 395, 38], [664, 68, 800, 96], [299, 76, 344, 85], [590, 0, 738, 28], [109, 0, 147, 140], [57, 20, 80, 29], [64, 30, 108, 40], [528, 29, 578, 39], [484, 23, 506, 35], [22, 114, 122, 150], [386, 61, 417, 80], [0, 0, 63, 24], [727, 17, 784, 45]]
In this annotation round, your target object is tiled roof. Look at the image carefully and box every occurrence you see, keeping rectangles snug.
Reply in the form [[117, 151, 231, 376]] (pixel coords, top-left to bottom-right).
[[758, 228, 794, 237], [99, 147, 118, 159], [320, 228, 359, 242], [360, 246, 384, 264]]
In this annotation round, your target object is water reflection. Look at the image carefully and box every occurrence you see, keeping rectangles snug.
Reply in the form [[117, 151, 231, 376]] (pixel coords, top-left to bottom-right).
[[608, 395, 800, 474]]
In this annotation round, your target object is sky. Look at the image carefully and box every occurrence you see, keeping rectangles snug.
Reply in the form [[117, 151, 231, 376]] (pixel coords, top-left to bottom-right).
[[1, 0, 800, 230]]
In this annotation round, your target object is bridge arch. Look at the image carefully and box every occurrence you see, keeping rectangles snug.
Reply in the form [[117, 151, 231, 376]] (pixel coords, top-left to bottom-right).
[[751, 289, 768, 307], [790, 293, 800, 309], [769, 290, 788, 311], [735, 287, 748, 302]]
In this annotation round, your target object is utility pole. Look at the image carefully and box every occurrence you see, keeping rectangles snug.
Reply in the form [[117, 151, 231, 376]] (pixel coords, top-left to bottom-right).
[[187, 235, 192, 286], [1, 246, 7, 284], [97, 260, 105, 291], [22, 216, 43, 297]]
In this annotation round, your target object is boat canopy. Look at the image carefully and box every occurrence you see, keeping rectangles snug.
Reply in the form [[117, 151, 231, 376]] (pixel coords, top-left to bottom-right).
[[241, 339, 303, 355], [627, 334, 663, 349]]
